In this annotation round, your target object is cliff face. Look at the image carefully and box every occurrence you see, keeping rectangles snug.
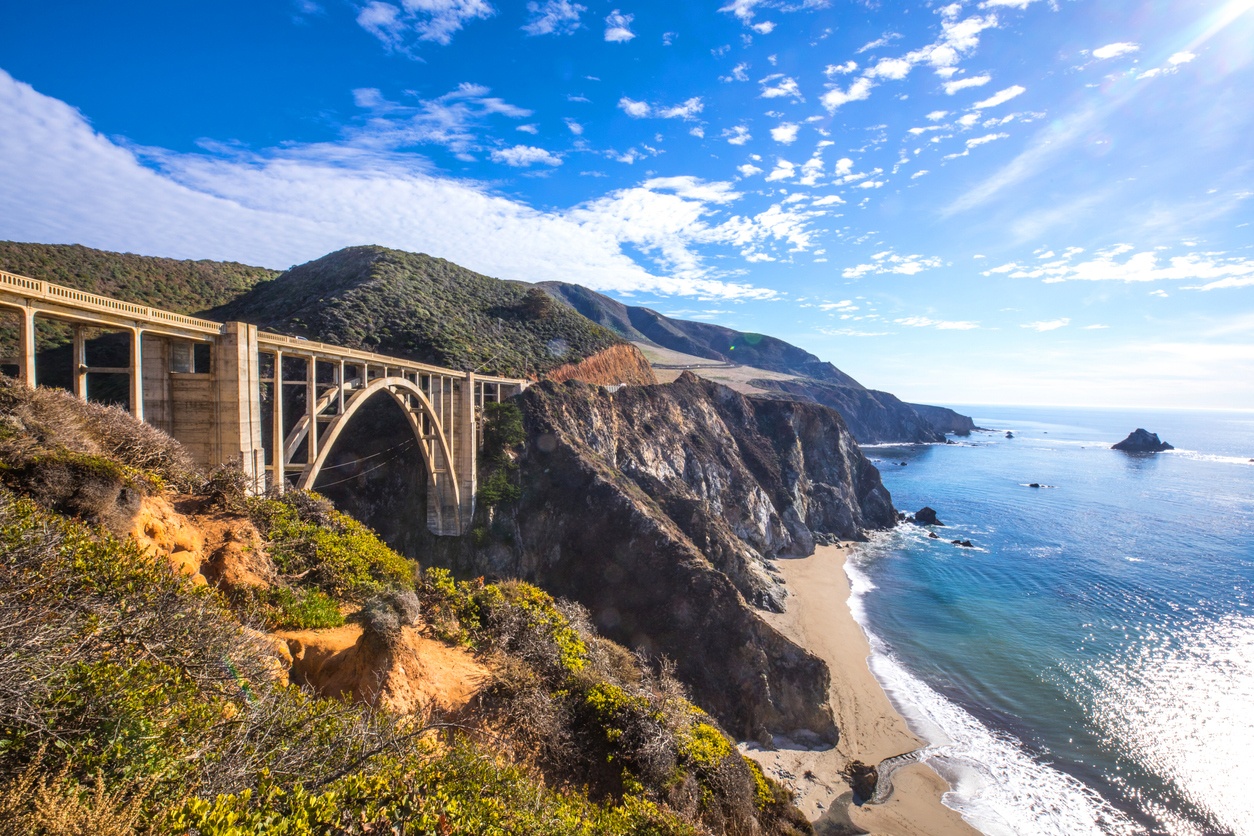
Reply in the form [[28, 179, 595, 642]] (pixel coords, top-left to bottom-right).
[[544, 343, 658, 386], [447, 373, 895, 742], [751, 378, 946, 444], [907, 402, 977, 436]]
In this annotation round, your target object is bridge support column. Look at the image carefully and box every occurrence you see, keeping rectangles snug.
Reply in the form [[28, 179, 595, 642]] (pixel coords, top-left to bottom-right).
[[72, 326, 87, 401], [271, 349, 284, 493], [456, 373, 478, 534], [129, 327, 144, 421], [216, 322, 265, 494], [18, 307, 35, 388]]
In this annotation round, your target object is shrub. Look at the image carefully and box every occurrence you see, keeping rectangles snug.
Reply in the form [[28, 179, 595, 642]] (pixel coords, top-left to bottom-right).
[[248, 490, 415, 601]]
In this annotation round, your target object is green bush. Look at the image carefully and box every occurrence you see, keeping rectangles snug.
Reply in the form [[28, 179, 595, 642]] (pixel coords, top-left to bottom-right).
[[248, 490, 415, 601]]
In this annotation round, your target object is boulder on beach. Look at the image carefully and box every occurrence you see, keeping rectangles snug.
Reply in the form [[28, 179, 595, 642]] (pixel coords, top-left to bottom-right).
[[1112, 428, 1174, 453], [913, 506, 944, 526]]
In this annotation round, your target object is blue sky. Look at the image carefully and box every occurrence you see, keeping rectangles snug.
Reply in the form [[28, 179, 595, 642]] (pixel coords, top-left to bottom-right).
[[1, 0, 1252, 408]]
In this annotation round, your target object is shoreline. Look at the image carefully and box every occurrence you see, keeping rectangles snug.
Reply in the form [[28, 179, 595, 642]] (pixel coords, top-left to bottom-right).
[[743, 543, 979, 836]]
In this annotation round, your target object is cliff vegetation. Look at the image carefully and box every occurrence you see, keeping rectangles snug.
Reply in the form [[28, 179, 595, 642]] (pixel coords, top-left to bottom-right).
[[0, 377, 808, 835]]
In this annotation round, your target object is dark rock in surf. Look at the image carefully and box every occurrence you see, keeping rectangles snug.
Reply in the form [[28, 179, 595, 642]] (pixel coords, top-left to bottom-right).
[[913, 506, 943, 526], [1005, 431, 1014, 439], [951, 539, 974, 548], [1112, 429, 1174, 453]]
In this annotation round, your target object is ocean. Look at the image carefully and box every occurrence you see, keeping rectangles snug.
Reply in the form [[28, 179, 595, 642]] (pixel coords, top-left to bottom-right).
[[853, 406, 1254, 836]]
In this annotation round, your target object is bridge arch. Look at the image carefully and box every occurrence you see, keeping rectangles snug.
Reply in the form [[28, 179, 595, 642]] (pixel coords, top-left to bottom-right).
[[295, 376, 462, 532]]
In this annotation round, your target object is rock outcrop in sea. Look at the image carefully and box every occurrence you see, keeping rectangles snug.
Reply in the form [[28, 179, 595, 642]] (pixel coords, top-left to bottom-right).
[[1112, 428, 1174, 452]]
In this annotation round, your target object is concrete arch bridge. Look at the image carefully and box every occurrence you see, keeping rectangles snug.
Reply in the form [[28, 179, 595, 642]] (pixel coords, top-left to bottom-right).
[[0, 269, 528, 535]]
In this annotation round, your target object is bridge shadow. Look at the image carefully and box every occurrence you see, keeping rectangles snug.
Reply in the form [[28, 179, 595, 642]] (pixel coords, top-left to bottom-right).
[[311, 389, 430, 559]]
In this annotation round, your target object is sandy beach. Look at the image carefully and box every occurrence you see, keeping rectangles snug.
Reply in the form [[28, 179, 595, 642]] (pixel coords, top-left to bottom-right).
[[743, 544, 980, 836]]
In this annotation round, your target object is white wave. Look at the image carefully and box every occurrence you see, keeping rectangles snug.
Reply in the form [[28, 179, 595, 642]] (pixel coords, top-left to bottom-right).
[[843, 552, 1140, 836]]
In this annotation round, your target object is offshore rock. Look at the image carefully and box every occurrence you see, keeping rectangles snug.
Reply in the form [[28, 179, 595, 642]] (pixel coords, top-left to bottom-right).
[[454, 373, 896, 742], [1112, 428, 1174, 452], [913, 507, 943, 526]]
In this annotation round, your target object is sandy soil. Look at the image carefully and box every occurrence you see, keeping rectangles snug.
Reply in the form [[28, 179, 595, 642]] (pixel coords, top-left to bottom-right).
[[743, 544, 980, 836]]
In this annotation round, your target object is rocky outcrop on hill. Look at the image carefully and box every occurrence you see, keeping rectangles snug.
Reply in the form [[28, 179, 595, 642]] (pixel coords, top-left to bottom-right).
[[440, 373, 895, 742], [544, 343, 657, 386], [1113, 428, 1174, 452], [750, 378, 946, 444]]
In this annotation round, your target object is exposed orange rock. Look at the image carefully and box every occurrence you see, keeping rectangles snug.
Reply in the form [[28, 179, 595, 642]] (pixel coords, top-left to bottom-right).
[[129, 495, 272, 591], [544, 343, 657, 387], [130, 495, 208, 586], [280, 624, 488, 717]]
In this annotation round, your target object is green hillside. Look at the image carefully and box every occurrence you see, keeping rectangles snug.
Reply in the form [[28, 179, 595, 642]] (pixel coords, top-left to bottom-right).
[[0, 241, 278, 314], [210, 246, 624, 379]]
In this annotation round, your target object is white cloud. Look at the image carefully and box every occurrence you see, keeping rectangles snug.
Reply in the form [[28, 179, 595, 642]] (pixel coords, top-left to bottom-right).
[[988, 247, 1254, 289], [565, 118, 583, 135], [821, 77, 875, 111], [911, 169, 929, 178], [347, 82, 532, 156], [722, 62, 751, 83], [689, 126, 705, 138], [759, 74, 803, 100], [753, 20, 775, 34], [1021, 318, 1070, 331], [523, 0, 585, 35], [811, 194, 845, 205], [723, 125, 751, 145], [980, 0, 1043, 8], [857, 34, 899, 53], [843, 250, 944, 278], [927, 109, 949, 120], [1091, 42, 1139, 60], [516, 123, 539, 134], [657, 97, 704, 120], [490, 145, 562, 166], [604, 9, 635, 42], [770, 122, 800, 144], [972, 84, 1025, 109], [825, 61, 858, 76], [765, 158, 796, 181], [1169, 51, 1196, 65], [966, 131, 1009, 147], [0, 68, 791, 301], [618, 97, 650, 117], [869, 57, 914, 80], [356, 0, 494, 50], [737, 163, 763, 177], [943, 74, 992, 95], [894, 316, 980, 330]]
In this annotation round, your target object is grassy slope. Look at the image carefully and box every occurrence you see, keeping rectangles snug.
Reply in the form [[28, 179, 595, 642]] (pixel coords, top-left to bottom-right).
[[211, 246, 624, 379], [0, 241, 278, 314]]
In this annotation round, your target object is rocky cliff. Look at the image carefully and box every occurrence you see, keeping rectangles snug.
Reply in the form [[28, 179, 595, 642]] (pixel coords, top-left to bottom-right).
[[439, 373, 895, 743], [907, 402, 978, 436]]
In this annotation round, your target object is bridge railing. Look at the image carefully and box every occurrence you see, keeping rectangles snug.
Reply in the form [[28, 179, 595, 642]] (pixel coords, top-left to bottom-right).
[[0, 270, 223, 335]]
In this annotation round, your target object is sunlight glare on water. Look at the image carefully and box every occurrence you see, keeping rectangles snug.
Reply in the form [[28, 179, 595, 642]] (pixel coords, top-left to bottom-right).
[[1079, 613, 1254, 835]]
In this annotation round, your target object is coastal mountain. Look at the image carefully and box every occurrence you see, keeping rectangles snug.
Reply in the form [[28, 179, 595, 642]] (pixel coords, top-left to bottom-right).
[[538, 281, 975, 443], [209, 246, 650, 382]]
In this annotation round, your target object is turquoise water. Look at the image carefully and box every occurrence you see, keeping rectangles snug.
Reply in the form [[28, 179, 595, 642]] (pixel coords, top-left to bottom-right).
[[853, 407, 1254, 835]]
